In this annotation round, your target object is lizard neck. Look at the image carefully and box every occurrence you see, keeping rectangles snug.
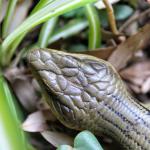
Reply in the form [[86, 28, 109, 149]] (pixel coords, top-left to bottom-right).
[[96, 93, 150, 150]]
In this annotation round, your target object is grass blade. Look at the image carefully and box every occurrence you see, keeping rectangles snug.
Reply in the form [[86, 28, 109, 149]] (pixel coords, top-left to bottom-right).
[[0, 76, 33, 150], [38, 17, 58, 48]]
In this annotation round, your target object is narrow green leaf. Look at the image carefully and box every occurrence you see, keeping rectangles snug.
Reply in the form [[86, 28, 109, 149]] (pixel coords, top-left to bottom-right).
[[0, 0, 54, 66], [31, 0, 54, 15], [85, 4, 101, 49], [38, 17, 58, 48], [48, 19, 88, 44], [2, 0, 18, 38], [0, 0, 96, 66], [5, 0, 55, 60], [0, 76, 33, 150]]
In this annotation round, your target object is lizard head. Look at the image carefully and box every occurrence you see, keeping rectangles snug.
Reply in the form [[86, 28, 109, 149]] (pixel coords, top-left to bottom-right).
[[28, 48, 122, 131]]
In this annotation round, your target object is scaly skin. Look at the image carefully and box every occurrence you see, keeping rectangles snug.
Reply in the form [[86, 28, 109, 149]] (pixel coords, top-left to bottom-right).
[[28, 48, 150, 150]]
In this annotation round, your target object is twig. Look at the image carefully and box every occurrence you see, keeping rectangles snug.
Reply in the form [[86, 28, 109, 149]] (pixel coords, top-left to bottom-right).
[[102, 0, 119, 35], [119, 8, 150, 32]]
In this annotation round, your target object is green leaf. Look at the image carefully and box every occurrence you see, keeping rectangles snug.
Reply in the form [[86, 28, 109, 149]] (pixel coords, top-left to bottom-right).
[[57, 130, 103, 150], [0, 76, 34, 150], [2, 0, 18, 38], [114, 4, 134, 21], [31, 0, 54, 15], [48, 19, 88, 44], [38, 17, 58, 48], [0, 0, 97, 67], [74, 131, 103, 150], [0, 0, 54, 66], [85, 4, 101, 49], [62, 7, 84, 18]]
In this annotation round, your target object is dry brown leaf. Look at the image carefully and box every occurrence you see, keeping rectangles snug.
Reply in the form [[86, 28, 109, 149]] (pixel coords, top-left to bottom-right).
[[41, 130, 74, 148], [42, 109, 57, 122], [124, 76, 144, 87], [141, 77, 150, 94], [119, 11, 139, 33], [22, 111, 48, 132], [79, 46, 116, 60], [120, 60, 150, 94], [11, 76, 38, 112], [128, 83, 141, 94], [108, 24, 150, 70], [36, 98, 57, 122], [32, 79, 41, 92], [5, 67, 38, 112], [120, 60, 150, 77], [101, 29, 120, 41], [147, 0, 150, 4], [124, 22, 138, 36], [4, 67, 24, 79]]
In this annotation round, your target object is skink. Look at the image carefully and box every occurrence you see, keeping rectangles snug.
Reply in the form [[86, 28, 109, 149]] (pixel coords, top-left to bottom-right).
[[28, 48, 150, 150]]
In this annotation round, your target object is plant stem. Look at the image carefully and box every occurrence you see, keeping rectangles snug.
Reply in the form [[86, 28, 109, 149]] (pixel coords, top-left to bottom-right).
[[102, 0, 118, 35]]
